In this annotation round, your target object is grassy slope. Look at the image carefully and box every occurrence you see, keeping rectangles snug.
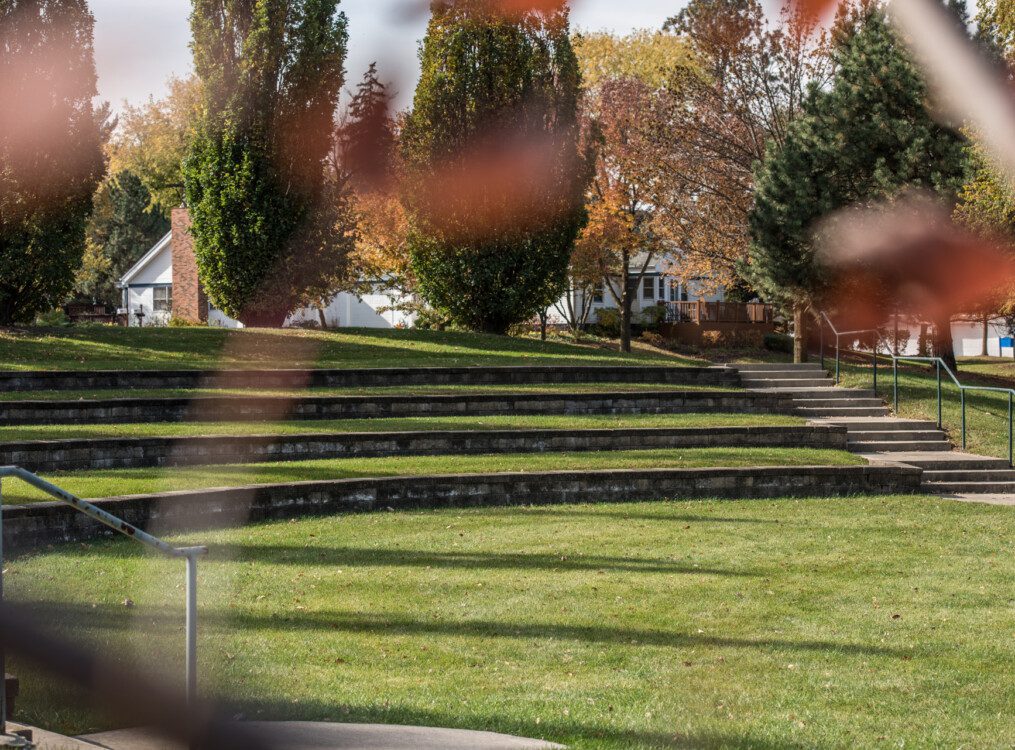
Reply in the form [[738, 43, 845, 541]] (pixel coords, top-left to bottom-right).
[[2, 448, 862, 504], [0, 327, 702, 372], [0, 383, 736, 402], [838, 356, 1015, 460], [0, 413, 805, 443], [9, 496, 1015, 748]]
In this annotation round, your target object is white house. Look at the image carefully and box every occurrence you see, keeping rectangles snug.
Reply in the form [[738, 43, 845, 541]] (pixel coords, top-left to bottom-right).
[[118, 216, 415, 330]]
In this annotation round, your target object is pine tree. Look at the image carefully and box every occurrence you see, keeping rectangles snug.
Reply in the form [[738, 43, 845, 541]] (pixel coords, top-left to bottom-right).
[[74, 171, 170, 307], [184, 0, 352, 326], [337, 63, 395, 191], [401, 0, 586, 335], [0, 0, 106, 324], [747, 6, 967, 362]]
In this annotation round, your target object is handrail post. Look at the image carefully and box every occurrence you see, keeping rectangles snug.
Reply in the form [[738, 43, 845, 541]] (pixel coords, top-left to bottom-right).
[[820, 319, 825, 371], [936, 361, 943, 429], [872, 346, 878, 395], [0, 475, 5, 740], [835, 335, 841, 385], [893, 357, 899, 414], [1009, 392, 1013, 468], [961, 389, 968, 451], [185, 552, 199, 709]]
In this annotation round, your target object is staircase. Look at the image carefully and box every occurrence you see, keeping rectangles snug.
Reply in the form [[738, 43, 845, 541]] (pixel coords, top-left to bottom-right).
[[735, 362, 1015, 497]]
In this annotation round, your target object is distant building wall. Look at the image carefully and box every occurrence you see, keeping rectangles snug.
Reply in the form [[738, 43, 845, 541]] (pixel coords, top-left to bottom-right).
[[170, 208, 208, 325]]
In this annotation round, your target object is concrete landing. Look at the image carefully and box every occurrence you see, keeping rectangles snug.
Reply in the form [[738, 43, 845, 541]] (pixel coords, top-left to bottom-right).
[[945, 494, 1015, 506], [78, 723, 565, 750]]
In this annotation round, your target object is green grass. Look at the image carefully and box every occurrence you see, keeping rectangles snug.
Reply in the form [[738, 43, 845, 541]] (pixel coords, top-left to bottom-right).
[[0, 382, 736, 402], [2, 448, 862, 504], [0, 327, 702, 372], [0, 413, 805, 443], [958, 356, 1015, 384], [8, 495, 1015, 748], [837, 355, 1015, 460]]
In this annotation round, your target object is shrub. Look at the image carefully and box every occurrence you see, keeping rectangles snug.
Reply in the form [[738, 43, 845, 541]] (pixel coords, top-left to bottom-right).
[[33, 309, 71, 328], [168, 316, 201, 328], [638, 330, 667, 349], [592, 308, 622, 338], [764, 333, 794, 353], [638, 304, 668, 331], [701, 329, 766, 349]]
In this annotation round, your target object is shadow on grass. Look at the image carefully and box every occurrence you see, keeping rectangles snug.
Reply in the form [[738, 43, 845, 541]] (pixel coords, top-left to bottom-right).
[[224, 695, 814, 750], [17, 600, 910, 659]]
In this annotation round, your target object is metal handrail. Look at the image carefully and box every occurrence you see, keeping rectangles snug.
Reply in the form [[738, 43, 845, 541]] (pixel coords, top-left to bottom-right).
[[890, 356, 1015, 465], [0, 466, 207, 738], [817, 312, 883, 388]]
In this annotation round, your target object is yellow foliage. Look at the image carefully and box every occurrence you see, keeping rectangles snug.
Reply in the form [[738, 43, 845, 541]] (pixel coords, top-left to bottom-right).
[[573, 29, 697, 91]]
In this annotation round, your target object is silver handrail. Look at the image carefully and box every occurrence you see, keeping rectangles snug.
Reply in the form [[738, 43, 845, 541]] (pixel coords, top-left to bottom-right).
[[0, 466, 207, 737]]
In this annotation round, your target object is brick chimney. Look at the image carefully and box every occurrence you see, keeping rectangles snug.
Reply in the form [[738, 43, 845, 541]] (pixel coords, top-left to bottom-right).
[[171, 208, 208, 324]]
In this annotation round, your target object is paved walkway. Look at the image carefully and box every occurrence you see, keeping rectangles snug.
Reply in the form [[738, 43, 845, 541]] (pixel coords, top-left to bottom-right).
[[76, 723, 565, 750]]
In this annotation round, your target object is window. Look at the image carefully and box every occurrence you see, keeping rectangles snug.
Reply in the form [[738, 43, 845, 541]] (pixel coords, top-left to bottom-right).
[[642, 276, 654, 300], [153, 285, 172, 312], [593, 284, 604, 304], [658, 278, 666, 300]]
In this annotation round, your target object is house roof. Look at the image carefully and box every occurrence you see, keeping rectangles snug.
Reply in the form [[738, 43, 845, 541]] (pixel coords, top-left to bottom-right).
[[119, 232, 172, 287]]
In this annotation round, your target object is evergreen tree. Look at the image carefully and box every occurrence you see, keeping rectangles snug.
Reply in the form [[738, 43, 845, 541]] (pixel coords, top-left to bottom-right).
[[747, 6, 967, 362], [74, 171, 169, 307], [401, 0, 586, 335], [337, 63, 395, 191], [0, 0, 106, 324], [184, 0, 353, 326]]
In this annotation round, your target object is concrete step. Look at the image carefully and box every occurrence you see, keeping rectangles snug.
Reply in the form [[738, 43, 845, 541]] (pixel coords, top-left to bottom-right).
[[847, 430, 949, 441], [849, 440, 952, 453], [751, 388, 876, 399], [925, 481, 1015, 494], [742, 378, 836, 388], [734, 363, 826, 372], [797, 406, 891, 418], [866, 452, 1012, 471], [924, 469, 1015, 482], [816, 418, 941, 431], [794, 398, 887, 408]]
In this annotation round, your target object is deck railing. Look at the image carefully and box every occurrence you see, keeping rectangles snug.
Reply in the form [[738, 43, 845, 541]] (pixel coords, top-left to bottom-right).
[[665, 301, 774, 325]]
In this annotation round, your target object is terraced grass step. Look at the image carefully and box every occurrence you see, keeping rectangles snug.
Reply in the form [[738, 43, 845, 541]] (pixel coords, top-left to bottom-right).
[[0, 364, 737, 393], [0, 390, 795, 426], [2, 424, 849, 473]]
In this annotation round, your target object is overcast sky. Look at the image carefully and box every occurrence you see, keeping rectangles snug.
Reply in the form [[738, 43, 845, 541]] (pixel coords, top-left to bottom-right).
[[90, 0, 687, 112]]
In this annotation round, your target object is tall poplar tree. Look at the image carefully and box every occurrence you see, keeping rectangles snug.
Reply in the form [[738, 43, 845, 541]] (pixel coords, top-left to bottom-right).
[[184, 0, 352, 326], [0, 0, 106, 324], [747, 6, 967, 363], [402, 0, 586, 335]]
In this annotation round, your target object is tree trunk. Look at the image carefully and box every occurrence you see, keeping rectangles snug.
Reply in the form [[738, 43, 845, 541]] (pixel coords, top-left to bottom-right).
[[982, 315, 990, 357], [539, 310, 548, 341], [620, 292, 633, 353], [793, 304, 808, 364], [917, 323, 930, 356], [317, 307, 328, 330], [934, 316, 957, 371]]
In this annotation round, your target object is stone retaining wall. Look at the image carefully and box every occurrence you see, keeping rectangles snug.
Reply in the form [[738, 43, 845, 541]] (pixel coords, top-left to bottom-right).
[[2, 425, 848, 472], [2, 465, 922, 553], [0, 365, 737, 392], [0, 391, 791, 426]]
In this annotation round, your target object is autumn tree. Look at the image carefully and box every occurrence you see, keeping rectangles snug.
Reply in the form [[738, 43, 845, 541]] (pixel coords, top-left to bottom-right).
[[0, 0, 107, 324], [184, 0, 354, 326], [576, 77, 665, 352], [650, 0, 835, 294], [74, 170, 169, 307], [402, 0, 586, 335], [748, 6, 967, 364], [107, 76, 202, 214]]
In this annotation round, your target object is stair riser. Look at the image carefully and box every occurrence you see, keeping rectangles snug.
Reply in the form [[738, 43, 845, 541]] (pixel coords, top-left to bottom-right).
[[798, 408, 890, 417], [798, 400, 886, 408], [742, 379, 836, 388], [924, 471, 1015, 482], [847, 431, 949, 441], [849, 442, 952, 453], [925, 482, 1015, 494], [903, 459, 1011, 471], [734, 364, 826, 372]]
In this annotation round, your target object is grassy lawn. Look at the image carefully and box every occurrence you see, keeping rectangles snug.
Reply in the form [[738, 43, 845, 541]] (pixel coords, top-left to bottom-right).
[[958, 356, 1015, 384], [1, 448, 862, 504], [8, 495, 1015, 748], [0, 413, 805, 443], [0, 382, 736, 402], [0, 327, 702, 372], [837, 356, 1015, 461]]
